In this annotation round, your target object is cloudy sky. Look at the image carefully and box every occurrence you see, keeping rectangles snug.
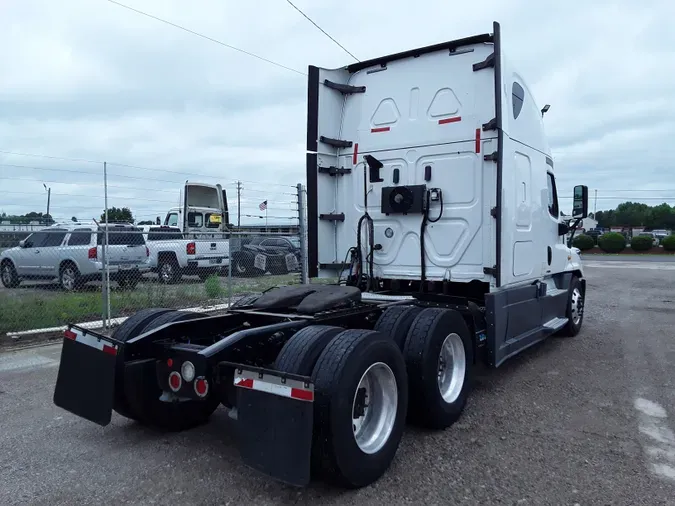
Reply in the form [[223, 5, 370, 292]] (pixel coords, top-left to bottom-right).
[[1, 0, 674, 225]]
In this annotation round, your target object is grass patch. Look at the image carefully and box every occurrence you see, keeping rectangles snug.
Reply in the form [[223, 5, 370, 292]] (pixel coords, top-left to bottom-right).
[[1, 274, 303, 334]]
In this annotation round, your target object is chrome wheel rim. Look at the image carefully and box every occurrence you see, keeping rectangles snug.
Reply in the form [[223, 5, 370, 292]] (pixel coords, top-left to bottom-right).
[[571, 287, 583, 325], [437, 333, 466, 404], [62, 268, 76, 290], [352, 362, 398, 455], [2, 266, 12, 285], [160, 263, 173, 282]]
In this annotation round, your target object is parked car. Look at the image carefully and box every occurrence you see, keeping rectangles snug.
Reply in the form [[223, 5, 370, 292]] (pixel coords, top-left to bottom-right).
[[0, 222, 151, 291], [139, 225, 229, 283], [636, 232, 658, 246], [230, 235, 301, 277], [652, 229, 670, 243]]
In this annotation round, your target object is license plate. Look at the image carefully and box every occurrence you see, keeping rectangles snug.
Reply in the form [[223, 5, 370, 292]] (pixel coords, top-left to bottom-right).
[[53, 328, 119, 426], [209, 258, 222, 264]]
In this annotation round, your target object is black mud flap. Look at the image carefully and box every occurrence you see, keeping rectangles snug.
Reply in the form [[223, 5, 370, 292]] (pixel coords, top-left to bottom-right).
[[229, 364, 314, 487], [53, 327, 119, 426]]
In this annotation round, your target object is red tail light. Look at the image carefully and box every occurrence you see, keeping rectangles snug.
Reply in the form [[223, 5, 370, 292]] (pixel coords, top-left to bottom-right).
[[186, 242, 196, 255], [194, 377, 209, 397], [145, 246, 150, 257], [168, 371, 182, 392], [88, 247, 97, 259]]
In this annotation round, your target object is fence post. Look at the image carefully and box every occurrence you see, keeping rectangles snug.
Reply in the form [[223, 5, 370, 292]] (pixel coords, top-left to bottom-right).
[[101, 162, 109, 329], [297, 183, 308, 284]]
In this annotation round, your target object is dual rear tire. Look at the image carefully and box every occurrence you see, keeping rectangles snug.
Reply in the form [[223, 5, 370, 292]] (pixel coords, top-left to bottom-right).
[[273, 306, 472, 488]]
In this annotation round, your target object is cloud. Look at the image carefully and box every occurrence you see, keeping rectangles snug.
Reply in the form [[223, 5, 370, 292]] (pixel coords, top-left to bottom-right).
[[1, 0, 674, 223]]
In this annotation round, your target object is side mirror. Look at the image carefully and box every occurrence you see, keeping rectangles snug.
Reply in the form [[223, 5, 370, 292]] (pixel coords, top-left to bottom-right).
[[19, 239, 26, 248], [572, 185, 589, 219], [558, 222, 570, 236]]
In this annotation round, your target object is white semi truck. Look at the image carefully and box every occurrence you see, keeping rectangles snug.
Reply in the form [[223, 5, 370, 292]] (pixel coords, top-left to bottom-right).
[[53, 22, 588, 490]]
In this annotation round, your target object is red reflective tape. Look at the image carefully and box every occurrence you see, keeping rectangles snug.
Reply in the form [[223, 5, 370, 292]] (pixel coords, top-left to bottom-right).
[[235, 377, 254, 389], [290, 388, 314, 401], [438, 116, 461, 125], [371, 127, 390, 133], [475, 128, 481, 153], [353, 143, 359, 165], [64, 329, 76, 340], [102, 344, 117, 356]]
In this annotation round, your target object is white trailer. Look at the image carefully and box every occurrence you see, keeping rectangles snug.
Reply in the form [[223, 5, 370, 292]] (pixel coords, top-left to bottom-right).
[[53, 21, 589, 490]]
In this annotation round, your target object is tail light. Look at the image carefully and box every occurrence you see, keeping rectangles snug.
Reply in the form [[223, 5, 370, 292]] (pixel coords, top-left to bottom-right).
[[88, 247, 97, 259], [194, 377, 209, 397], [186, 242, 196, 255], [168, 371, 182, 392], [145, 246, 150, 257]]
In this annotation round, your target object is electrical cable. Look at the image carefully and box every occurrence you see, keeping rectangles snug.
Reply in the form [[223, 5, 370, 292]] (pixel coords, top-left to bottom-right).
[[284, 0, 359, 62], [106, 0, 306, 75]]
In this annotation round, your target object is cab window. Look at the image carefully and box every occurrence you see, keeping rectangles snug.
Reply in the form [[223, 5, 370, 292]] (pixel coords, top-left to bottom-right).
[[546, 172, 559, 218], [165, 213, 179, 227]]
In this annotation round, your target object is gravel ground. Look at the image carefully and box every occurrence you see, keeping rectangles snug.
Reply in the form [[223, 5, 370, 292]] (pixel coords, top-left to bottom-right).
[[1, 262, 675, 505]]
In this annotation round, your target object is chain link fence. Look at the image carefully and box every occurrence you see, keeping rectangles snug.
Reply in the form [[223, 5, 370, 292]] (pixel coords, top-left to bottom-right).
[[1, 155, 308, 337]]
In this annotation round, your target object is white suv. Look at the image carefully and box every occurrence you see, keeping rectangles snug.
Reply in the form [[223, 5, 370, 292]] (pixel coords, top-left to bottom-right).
[[0, 222, 151, 291]]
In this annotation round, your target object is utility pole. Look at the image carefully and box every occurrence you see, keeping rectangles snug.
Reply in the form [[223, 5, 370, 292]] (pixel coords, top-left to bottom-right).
[[594, 189, 598, 216], [236, 181, 242, 228], [43, 183, 51, 223]]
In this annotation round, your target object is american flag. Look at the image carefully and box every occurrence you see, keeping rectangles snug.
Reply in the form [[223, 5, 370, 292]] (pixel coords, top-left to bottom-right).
[[259, 200, 268, 211]]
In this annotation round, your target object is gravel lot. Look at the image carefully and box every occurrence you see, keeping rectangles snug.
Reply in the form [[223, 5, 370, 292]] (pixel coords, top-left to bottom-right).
[[1, 261, 675, 505]]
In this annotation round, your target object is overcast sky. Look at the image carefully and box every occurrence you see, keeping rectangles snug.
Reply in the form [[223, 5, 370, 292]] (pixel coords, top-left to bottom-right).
[[1, 0, 674, 225]]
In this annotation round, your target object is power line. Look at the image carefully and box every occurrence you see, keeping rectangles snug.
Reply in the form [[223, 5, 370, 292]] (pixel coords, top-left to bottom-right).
[[0, 151, 298, 189], [284, 0, 359, 61], [107, 0, 306, 75]]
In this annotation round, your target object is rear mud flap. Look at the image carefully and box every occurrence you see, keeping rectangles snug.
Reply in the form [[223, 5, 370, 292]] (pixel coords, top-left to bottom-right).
[[231, 366, 314, 487], [53, 335, 118, 426]]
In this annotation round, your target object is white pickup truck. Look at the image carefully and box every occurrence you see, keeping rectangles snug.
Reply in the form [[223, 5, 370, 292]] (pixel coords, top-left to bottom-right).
[[139, 225, 229, 283]]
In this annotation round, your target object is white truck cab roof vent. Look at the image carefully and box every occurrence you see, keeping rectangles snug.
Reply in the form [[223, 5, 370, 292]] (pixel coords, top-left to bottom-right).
[[323, 79, 366, 95]]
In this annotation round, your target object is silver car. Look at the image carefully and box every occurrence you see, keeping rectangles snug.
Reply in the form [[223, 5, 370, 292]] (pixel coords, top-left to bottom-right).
[[0, 222, 151, 291]]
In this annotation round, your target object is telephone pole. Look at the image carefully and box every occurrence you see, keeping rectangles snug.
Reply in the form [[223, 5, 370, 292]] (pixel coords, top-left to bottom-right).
[[594, 189, 598, 216], [236, 181, 242, 228], [43, 183, 51, 223]]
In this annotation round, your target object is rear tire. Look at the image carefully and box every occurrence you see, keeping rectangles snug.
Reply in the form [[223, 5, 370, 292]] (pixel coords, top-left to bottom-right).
[[374, 305, 423, 350], [311, 329, 408, 488], [111, 308, 173, 420], [402, 308, 473, 429], [1, 260, 20, 288], [59, 262, 81, 292], [157, 258, 180, 284], [558, 276, 584, 337], [274, 325, 344, 375]]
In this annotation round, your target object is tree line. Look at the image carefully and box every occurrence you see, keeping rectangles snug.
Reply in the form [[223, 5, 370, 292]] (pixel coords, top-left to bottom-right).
[[594, 202, 675, 229]]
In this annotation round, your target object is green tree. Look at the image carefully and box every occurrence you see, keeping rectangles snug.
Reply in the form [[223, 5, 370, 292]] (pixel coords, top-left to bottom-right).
[[101, 206, 134, 224]]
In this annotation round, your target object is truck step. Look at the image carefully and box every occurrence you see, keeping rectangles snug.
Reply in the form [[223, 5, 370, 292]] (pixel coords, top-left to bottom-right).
[[545, 288, 567, 297], [320, 136, 353, 149], [324, 79, 366, 94], [318, 166, 352, 176], [543, 317, 568, 331]]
